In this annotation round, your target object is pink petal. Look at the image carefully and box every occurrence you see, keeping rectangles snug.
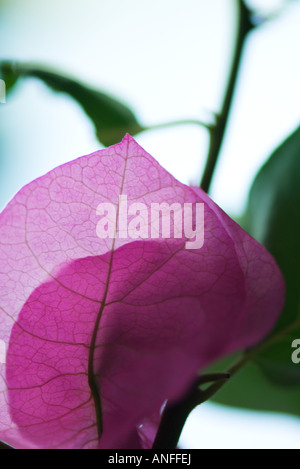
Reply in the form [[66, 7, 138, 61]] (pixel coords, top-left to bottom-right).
[[0, 135, 284, 448]]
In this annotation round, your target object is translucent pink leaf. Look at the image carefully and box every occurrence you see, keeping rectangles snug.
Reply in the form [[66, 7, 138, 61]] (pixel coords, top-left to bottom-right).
[[0, 135, 284, 448]]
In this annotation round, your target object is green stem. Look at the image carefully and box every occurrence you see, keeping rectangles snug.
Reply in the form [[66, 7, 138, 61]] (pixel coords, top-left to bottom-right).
[[198, 315, 300, 404], [152, 373, 230, 449], [153, 314, 300, 450], [200, 0, 253, 193], [142, 118, 213, 133]]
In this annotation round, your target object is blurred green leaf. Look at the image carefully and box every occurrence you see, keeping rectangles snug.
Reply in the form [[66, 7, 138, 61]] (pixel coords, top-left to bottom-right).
[[209, 126, 300, 413], [247, 125, 300, 386], [209, 354, 300, 416], [0, 62, 18, 92], [0, 61, 144, 146], [247, 126, 300, 330]]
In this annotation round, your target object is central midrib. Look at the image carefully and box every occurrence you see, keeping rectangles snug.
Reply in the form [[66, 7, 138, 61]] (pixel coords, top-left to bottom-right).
[[87, 144, 130, 440]]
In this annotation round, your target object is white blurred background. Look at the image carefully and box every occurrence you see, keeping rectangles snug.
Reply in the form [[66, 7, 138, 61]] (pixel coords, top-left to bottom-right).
[[1, 0, 300, 448]]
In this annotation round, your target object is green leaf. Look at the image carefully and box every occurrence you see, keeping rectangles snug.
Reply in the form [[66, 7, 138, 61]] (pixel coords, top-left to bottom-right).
[[209, 355, 300, 416], [0, 61, 18, 92], [247, 126, 300, 386], [248, 126, 300, 329], [0, 61, 144, 146], [209, 126, 300, 414]]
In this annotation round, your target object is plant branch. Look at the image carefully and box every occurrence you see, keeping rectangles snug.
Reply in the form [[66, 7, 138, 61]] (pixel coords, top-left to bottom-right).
[[200, 0, 254, 193], [141, 118, 214, 133], [153, 312, 300, 450], [198, 315, 300, 404], [152, 373, 230, 449]]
